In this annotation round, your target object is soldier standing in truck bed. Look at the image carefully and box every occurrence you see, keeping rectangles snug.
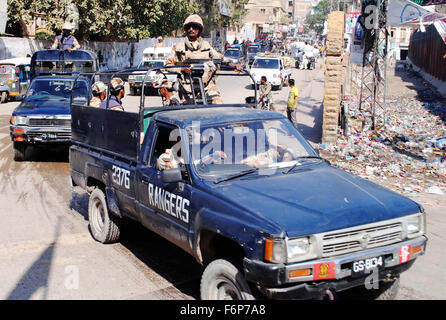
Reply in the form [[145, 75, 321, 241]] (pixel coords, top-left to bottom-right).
[[165, 14, 243, 104]]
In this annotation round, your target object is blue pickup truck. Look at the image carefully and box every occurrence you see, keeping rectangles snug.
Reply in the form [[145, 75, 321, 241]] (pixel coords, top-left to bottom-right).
[[69, 66, 426, 300], [9, 49, 97, 161]]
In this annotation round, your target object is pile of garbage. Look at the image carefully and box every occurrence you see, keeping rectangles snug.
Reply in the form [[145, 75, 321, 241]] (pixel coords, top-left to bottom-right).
[[319, 95, 446, 196]]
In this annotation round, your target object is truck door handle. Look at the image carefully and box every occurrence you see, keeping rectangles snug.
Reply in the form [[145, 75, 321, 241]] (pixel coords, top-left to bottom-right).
[[141, 177, 150, 185]]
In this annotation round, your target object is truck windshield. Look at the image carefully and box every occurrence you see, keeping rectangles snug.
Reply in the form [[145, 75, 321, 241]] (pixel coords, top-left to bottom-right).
[[187, 119, 315, 180], [224, 50, 241, 58], [25, 78, 89, 102], [247, 47, 259, 53], [252, 59, 279, 69], [139, 61, 165, 68]]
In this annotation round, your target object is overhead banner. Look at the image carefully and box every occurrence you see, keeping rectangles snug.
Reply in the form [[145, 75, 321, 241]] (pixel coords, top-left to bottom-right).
[[409, 0, 446, 5], [387, 0, 434, 26], [345, 12, 360, 34], [434, 19, 446, 44]]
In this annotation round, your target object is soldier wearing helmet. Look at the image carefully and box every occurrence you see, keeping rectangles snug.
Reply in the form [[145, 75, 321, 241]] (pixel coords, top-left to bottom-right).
[[51, 22, 80, 52], [90, 81, 107, 107], [165, 14, 243, 105]]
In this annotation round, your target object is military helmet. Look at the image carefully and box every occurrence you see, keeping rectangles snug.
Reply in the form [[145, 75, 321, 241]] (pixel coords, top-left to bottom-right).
[[183, 14, 204, 32], [62, 22, 73, 31], [91, 81, 107, 95], [110, 77, 125, 94]]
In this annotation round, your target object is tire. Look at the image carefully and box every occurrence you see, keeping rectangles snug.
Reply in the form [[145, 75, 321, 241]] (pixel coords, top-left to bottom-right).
[[1, 91, 7, 103], [13, 142, 27, 161], [129, 87, 137, 96], [200, 258, 255, 300], [88, 188, 121, 243]]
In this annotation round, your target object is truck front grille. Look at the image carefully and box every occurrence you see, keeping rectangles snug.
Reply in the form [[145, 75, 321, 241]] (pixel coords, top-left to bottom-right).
[[322, 222, 403, 257], [29, 118, 71, 127]]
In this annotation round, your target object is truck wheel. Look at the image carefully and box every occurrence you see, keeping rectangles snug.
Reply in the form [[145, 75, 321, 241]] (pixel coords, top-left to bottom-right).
[[88, 188, 121, 243], [13, 142, 27, 161], [200, 259, 255, 300], [1, 92, 7, 103]]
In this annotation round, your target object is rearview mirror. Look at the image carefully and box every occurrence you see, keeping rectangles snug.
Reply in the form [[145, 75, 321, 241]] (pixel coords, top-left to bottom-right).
[[162, 168, 182, 184]]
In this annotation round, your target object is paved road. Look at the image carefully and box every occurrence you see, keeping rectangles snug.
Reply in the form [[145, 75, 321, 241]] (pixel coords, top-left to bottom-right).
[[0, 60, 444, 300]]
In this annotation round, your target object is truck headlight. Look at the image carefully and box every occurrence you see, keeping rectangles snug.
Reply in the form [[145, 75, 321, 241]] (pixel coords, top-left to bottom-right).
[[265, 237, 317, 263], [273, 74, 278, 78], [287, 238, 310, 260], [11, 116, 28, 125], [406, 213, 425, 238]]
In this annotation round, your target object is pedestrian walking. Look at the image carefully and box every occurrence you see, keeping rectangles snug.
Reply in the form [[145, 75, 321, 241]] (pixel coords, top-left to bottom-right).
[[287, 78, 299, 128]]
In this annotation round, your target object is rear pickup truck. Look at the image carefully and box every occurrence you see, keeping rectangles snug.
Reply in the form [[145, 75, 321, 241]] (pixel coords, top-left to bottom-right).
[[10, 75, 89, 161], [69, 71, 426, 300], [250, 55, 292, 90]]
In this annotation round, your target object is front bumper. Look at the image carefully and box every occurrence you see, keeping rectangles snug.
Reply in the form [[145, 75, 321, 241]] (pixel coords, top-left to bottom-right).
[[243, 236, 427, 299], [129, 81, 154, 89], [252, 76, 282, 86], [10, 125, 71, 143]]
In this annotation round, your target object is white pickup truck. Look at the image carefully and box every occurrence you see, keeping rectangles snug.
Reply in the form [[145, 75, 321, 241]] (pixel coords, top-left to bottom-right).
[[128, 47, 176, 95], [250, 55, 292, 90]]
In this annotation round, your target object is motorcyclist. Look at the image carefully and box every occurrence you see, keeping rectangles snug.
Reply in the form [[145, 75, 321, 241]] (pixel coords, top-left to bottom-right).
[[258, 76, 273, 111], [165, 14, 243, 104]]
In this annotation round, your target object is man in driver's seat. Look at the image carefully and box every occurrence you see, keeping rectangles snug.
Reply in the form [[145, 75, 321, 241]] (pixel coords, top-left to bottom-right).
[[156, 136, 184, 171], [165, 14, 243, 105]]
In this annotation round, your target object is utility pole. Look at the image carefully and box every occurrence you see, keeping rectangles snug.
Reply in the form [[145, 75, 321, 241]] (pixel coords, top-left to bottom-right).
[[358, 0, 389, 132]]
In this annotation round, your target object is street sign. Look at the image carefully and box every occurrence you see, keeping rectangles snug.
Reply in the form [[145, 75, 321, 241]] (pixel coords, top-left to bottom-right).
[[220, 0, 232, 17], [0, 0, 7, 34]]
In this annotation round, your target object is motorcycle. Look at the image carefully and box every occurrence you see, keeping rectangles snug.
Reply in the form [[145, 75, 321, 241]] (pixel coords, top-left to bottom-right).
[[307, 57, 316, 70], [259, 95, 271, 111], [294, 56, 302, 69]]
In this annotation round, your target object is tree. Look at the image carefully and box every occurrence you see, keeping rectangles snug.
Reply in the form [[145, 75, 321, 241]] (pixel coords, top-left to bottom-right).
[[6, 0, 199, 40], [305, 0, 345, 34], [198, 0, 249, 36]]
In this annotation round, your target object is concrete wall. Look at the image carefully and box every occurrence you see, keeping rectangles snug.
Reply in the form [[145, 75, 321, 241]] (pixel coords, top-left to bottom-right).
[[322, 11, 345, 145], [0, 36, 212, 69]]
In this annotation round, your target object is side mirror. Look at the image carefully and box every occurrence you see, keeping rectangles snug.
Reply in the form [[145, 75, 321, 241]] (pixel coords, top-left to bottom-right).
[[162, 168, 182, 184]]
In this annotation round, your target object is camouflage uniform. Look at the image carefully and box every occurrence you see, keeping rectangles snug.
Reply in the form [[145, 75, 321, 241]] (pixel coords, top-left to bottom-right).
[[165, 15, 225, 105]]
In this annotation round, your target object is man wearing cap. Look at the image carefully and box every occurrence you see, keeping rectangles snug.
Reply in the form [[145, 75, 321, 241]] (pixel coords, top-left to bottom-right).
[[155, 36, 166, 48], [99, 78, 125, 111], [51, 22, 80, 52], [165, 14, 243, 104], [90, 81, 107, 107]]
